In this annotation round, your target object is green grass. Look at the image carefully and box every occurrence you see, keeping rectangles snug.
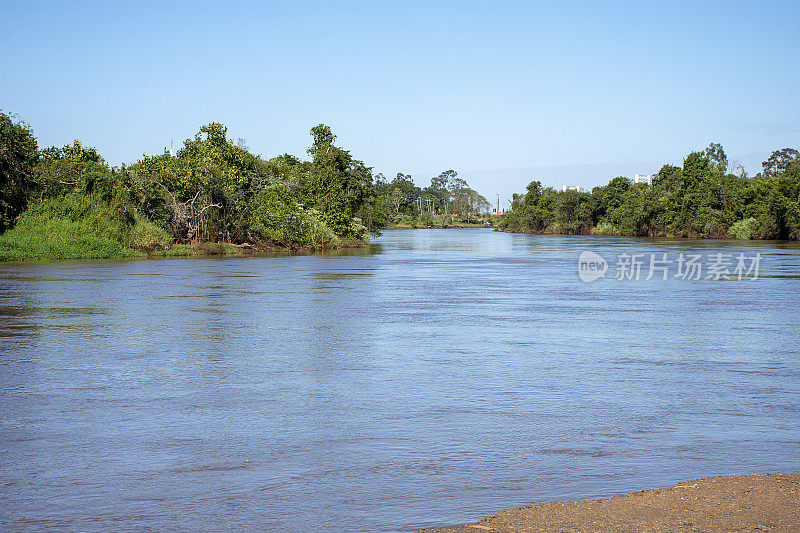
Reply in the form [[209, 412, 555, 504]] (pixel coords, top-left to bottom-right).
[[0, 216, 132, 260], [154, 242, 242, 257], [0, 193, 174, 261]]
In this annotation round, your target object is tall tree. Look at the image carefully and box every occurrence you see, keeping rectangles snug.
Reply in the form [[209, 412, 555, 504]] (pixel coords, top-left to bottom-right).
[[704, 142, 728, 174], [0, 112, 39, 232], [762, 148, 799, 177]]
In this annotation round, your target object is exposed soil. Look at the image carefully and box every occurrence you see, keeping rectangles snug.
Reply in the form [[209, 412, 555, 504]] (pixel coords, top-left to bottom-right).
[[416, 473, 800, 533]]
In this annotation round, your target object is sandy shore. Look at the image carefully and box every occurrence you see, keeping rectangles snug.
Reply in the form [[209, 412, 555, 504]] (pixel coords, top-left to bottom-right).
[[416, 473, 799, 533]]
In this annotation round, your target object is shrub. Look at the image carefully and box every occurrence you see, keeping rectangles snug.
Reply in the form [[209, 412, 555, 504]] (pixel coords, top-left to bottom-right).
[[592, 222, 618, 236], [728, 217, 758, 240], [302, 209, 340, 248], [128, 213, 174, 251]]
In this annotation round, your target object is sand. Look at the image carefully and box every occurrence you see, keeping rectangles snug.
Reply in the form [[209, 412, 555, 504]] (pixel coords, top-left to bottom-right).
[[416, 473, 800, 532]]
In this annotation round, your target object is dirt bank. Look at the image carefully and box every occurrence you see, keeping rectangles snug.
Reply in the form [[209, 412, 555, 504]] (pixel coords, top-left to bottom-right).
[[417, 473, 799, 533]]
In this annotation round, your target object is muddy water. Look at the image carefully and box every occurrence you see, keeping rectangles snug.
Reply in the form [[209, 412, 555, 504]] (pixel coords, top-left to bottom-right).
[[1, 230, 799, 532]]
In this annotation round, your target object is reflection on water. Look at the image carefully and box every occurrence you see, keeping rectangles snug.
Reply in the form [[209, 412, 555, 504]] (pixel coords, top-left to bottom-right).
[[1, 230, 799, 532]]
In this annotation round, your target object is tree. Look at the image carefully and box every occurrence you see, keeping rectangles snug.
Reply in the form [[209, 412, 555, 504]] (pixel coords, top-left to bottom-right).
[[555, 189, 592, 234], [300, 124, 376, 236], [389, 187, 404, 213], [430, 169, 456, 192], [0, 111, 38, 232], [34, 140, 109, 200], [307, 124, 336, 159], [428, 170, 457, 212], [762, 148, 799, 177], [448, 177, 469, 214], [704, 143, 728, 174], [464, 188, 490, 214]]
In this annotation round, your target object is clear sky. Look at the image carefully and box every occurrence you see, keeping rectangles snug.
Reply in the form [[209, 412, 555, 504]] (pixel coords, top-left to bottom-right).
[[2, 0, 799, 203]]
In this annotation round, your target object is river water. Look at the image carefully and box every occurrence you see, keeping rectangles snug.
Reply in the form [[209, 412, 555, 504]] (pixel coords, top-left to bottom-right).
[[1, 229, 799, 532]]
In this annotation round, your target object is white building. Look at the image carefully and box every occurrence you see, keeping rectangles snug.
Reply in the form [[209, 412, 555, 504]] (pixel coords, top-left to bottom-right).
[[562, 185, 580, 192], [634, 174, 652, 186]]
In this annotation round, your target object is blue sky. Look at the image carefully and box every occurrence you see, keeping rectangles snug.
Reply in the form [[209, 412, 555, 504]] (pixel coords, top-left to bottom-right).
[[2, 0, 799, 202]]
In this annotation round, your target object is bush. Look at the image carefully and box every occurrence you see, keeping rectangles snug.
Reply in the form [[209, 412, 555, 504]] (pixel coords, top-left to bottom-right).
[[128, 213, 174, 251], [592, 222, 618, 236], [391, 214, 416, 228], [350, 217, 368, 239], [302, 209, 340, 248], [249, 186, 339, 248], [249, 185, 304, 243], [728, 217, 758, 240]]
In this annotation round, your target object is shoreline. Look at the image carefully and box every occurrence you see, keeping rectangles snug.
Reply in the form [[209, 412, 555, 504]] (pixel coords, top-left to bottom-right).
[[0, 238, 370, 264], [416, 473, 800, 533]]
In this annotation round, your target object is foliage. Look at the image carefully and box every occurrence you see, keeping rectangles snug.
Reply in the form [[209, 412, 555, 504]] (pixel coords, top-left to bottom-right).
[[502, 143, 800, 241], [0, 111, 38, 232], [728, 217, 758, 240], [0, 193, 137, 260], [5, 114, 799, 262], [592, 221, 617, 236], [1, 116, 386, 260]]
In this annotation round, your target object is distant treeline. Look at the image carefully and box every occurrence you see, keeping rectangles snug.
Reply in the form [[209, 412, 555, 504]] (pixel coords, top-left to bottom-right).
[[374, 170, 490, 228], [501, 144, 800, 240], [0, 112, 396, 260]]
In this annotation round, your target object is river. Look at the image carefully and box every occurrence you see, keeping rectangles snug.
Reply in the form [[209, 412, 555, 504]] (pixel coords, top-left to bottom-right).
[[1, 229, 799, 532]]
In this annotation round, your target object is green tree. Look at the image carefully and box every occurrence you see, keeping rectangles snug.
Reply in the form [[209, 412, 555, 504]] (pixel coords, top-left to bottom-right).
[[0, 112, 38, 232], [34, 141, 111, 200], [704, 142, 728, 174], [762, 148, 799, 177], [301, 124, 376, 236]]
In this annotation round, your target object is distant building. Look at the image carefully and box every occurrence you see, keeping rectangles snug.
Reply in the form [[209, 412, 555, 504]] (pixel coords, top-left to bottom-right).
[[634, 173, 652, 186], [562, 185, 580, 192]]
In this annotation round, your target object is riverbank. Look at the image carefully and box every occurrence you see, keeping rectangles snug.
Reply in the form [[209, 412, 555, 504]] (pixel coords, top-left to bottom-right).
[[0, 236, 368, 262], [387, 223, 489, 229], [417, 474, 799, 533]]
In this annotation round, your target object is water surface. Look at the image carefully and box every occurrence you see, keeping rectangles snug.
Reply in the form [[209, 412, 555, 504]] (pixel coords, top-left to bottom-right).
[[2, 230, 799, 532]]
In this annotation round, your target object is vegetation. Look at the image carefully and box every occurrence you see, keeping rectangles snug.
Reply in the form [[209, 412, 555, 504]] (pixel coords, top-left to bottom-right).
[[0, 111, 384, 260], [373, 170, 492, 229], [4, 109, 798, 262], [502, 143, 800, 240]]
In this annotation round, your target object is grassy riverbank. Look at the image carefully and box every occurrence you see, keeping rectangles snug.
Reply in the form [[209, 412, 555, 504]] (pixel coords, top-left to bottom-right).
[[417, 473, 800, 533]]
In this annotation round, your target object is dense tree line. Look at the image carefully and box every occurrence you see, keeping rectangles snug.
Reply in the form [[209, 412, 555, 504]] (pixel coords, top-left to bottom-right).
[[502, 143, 800, 240], [0, 111, 384, 258]]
